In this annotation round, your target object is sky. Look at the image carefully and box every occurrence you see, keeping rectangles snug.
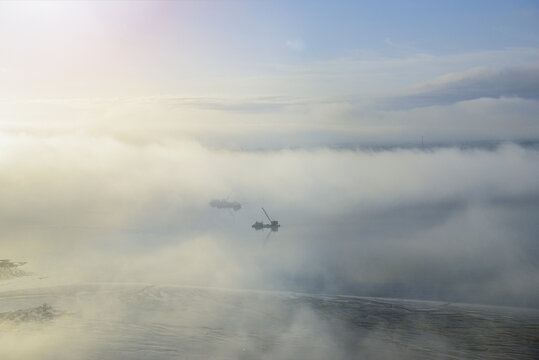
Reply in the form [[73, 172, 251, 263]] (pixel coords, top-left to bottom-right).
[[1, 0, 539, 146], [1, 1, 539, 310]]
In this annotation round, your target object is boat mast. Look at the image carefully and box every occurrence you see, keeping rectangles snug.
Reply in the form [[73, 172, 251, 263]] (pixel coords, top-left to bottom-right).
[[262, 207, 272, 222]]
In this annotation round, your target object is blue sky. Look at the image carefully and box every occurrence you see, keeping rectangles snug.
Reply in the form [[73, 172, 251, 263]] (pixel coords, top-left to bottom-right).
[[162, 0, 539, 61]]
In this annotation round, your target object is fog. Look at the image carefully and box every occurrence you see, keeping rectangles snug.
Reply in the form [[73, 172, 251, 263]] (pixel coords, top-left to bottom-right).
[[2, 1, 539, 358], [2, 94, 538, 360], [1, 129, 538, 308]]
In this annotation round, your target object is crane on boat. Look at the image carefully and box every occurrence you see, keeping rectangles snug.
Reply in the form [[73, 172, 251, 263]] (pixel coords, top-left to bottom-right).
[[252, 207, 280, 231]]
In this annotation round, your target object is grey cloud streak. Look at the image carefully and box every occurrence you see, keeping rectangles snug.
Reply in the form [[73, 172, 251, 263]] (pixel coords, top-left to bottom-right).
[[380, 63, 539, 110]]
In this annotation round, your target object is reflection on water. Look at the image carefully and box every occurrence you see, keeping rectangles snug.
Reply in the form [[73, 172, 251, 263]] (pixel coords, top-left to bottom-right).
[[0, 283, 537, 359]]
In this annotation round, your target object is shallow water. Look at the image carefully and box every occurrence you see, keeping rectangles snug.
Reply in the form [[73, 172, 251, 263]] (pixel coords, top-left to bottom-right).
[[1, 283, 537, 360]]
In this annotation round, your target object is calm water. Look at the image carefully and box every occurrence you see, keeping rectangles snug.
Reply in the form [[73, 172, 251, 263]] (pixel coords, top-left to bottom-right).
[[1, 283, 538, 359]]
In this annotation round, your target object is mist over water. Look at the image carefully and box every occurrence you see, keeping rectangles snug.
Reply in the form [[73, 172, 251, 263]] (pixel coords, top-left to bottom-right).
[[1, 133, 539, 301], [1, 130, 539, 358], [2, 284, 539, 360], [2, 1, 539, 358]]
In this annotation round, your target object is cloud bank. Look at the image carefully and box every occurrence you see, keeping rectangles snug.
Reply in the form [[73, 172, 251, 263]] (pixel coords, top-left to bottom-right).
[[2, 63, 539, 147], [1, 130, 538, 307]]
